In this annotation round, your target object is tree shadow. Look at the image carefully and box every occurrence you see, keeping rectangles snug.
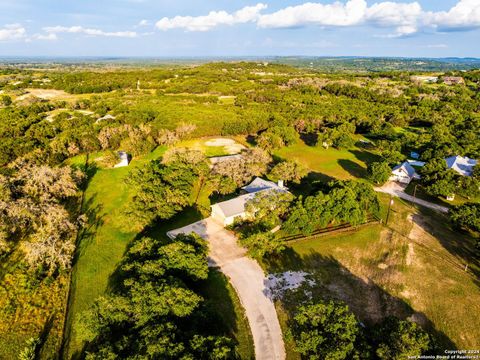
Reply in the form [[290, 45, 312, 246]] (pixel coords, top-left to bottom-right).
[[287, 171, 336, 197], [299, 132, 318, 146], [413, 209, 480, 288], [191, 269, 254, 358], [267, 251, 457, 352], [36, 314, 56, 359], [337, 159, 366, 178], [105, 206, 204, 293], [71, 194, 105, 266], [349, 149, 382, 165]]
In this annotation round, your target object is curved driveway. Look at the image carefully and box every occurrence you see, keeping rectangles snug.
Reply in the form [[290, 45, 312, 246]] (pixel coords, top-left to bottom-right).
[[168, 218, 286, 360]]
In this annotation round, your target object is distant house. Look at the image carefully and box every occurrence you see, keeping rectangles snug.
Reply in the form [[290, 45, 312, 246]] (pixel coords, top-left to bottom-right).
[[443, 76, 465, 85], [445, 155, 477, 176], [211, 177, 287, 226], [411, 75, 438, 84], [114, 151, 131, 168], [390, 162, 421, 184]]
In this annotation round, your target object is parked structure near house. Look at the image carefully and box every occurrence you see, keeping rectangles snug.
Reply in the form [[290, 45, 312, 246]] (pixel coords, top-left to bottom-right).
[[410, 151, 420, 159], [211, 177, 287, 226], [407, 159, 425, 167], [390, 161, 421, 184], [114, 151, 131, 168], [443, 76, 465, 85], [445, 155, 477, 176]]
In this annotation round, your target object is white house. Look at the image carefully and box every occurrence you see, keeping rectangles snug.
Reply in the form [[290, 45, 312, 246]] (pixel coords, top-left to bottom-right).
[[211, 177, 287, 226], [114, 151, 131, 168], [390, 162, 421, 184], [445, 155, 477, 176]]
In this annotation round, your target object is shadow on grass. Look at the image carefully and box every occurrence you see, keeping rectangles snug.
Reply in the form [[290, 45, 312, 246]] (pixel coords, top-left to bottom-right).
[[337, 159, 366, 178], [106, 206, 204, 293], [263, 250, 457, 351], [72, 194, 105, 265], [349, 149, 382, 165], [414, 208, 480, 288]]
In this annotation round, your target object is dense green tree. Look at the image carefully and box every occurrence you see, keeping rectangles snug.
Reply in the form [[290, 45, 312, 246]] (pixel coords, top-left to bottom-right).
[[449, 202, 480, 233], [268, 160, 307, 185], [366, 161, 392, 185], [292, 300, 362, 360], [81, 234, 236, 359], [239, 231, 285, 259], [373, 317, 431, 360], [127, 150, 209, 224]]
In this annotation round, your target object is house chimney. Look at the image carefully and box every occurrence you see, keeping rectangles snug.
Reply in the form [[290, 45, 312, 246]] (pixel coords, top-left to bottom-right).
[[277, 180, 284, 188]]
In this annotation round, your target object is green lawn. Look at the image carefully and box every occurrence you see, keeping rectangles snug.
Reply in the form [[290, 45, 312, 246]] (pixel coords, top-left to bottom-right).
[[63, 148, 166, 358], [274, 140, 379, 181]]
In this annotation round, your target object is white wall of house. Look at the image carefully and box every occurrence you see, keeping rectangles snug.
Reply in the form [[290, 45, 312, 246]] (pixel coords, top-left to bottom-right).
[[389, 173, 412, 184]]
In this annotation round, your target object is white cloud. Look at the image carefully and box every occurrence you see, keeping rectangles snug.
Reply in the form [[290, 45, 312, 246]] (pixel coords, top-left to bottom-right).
[[0, 23, 26, 41], [44, 26, 137, 38], [154, 0, 480, 38], [156, 3, 267, 31], [257, 0, 367, 28], [138, 19, 150, 27], [32, 33, 58, 41], [365, 1, 422, 36], [425, 0, 480, 31]]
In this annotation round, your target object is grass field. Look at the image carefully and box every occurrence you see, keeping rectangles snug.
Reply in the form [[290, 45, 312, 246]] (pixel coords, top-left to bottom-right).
[[63, 155, 146, 358], [262, 193, 480, 356], [274, 140, 379, 181]]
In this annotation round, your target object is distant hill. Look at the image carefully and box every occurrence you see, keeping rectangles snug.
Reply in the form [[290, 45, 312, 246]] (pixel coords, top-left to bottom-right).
[[269, 56, 480, 72], [1, 56, 479, 72]]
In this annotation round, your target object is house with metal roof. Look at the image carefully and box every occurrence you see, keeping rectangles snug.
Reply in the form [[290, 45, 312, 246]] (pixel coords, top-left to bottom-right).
[[390, 162, 421, 184], [445, 155, 477, 176], [211, 177, 287, 226]]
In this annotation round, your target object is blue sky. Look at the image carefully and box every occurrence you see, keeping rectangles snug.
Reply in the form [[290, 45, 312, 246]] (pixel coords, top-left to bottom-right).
[[0, 0, 479, 57]]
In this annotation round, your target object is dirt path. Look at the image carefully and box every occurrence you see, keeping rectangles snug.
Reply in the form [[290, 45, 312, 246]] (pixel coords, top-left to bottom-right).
[[375, 182, 449, 213], [168, 218, 286, 360]]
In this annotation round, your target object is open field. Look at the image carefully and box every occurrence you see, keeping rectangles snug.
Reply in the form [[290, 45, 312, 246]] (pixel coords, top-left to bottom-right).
[[262, 193, 480, 356], [274, 140, 379, 181]]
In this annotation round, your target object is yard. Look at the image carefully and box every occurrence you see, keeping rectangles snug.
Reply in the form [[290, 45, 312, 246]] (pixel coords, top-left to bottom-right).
[[274, 140, 379, 181], [262, 193, 480, 357]]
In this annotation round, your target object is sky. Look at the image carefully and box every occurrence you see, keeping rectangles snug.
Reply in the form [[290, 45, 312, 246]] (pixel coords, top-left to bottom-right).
[[0, 0, 479, 57]]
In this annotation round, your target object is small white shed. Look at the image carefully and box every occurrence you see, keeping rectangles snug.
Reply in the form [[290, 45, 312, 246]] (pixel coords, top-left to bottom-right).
[[114, 151, 131, 168]]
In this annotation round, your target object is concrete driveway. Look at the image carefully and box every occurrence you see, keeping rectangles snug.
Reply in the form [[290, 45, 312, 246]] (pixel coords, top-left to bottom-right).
[[168, 218, 286, 360], [375, 182, 449, 213]]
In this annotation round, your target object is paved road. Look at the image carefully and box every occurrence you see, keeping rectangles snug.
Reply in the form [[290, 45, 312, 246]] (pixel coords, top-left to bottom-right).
[[375, 182, 449, 213], [168, 218, 286, 360]]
